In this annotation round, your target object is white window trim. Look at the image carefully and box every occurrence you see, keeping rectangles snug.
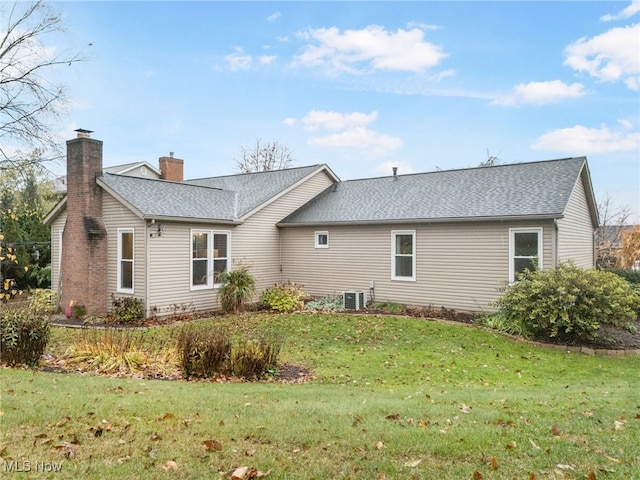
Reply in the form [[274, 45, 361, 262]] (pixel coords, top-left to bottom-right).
[[391, 230, 416, 282], [315, 231, 329, 249], [509, 227, 543, 283], [190, 229, 231, 290], [117, 228, 134, 293]]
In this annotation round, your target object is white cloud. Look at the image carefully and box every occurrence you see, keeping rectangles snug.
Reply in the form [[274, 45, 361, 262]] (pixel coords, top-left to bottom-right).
[[259, 55, 276, 65], [293, 25, 448, 74], [308, 126, 403, 156], [224, 47, 252, 71], [531, 123, 640, 154], [564, 23, 640, 90], [302, 110, 378, 131], [491, 80, 587, 106], [282, 117, 297, 126], [267, 12, 281, 22], [600, 0, 640, 21]]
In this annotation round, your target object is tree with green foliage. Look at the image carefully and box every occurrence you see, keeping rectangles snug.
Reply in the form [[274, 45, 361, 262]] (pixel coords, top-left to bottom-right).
[[1, 157, 60, 296]]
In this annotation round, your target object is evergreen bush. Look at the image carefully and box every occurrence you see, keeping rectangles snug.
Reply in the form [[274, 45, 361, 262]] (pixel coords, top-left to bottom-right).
[[495, 262, 640, 343]]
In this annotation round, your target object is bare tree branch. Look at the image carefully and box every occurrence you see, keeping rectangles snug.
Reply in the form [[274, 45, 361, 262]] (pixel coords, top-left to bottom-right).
[[0, 1, 87, 171], [234, 138, 295, 173]]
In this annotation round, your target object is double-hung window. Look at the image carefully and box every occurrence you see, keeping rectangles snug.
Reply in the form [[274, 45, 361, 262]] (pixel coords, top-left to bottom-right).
[[117, 228, 134, 293], [191, 230, 230, 289], [392, 230, 416, 281], [509, 228, 542, 283]]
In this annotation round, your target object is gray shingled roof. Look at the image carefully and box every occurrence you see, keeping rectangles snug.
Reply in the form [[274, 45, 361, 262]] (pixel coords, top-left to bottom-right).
[[279, 157, 590, 225], [185, 164, 326, 218], [96, 164, 331, 222], [98, 174, 238, 221]]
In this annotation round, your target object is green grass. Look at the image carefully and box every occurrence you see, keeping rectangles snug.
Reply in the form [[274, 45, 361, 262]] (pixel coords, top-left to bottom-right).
[[2, 313, 639, 479]]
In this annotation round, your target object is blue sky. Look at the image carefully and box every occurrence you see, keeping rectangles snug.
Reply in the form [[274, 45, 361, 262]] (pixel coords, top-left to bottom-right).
[[50, 1, 639, 220]]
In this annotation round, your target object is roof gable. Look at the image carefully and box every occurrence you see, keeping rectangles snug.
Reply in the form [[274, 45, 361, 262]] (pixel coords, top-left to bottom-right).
[[97, 174, 238, 222], [184, 164, 338, 219], [279, 157, 591, 225]]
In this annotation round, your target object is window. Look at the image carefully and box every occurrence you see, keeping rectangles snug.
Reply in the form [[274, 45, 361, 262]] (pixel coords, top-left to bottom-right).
[[315, 231, 329, 248], [509, 228, 542, 283], [392, 230, 416, 281], [191, 230, 230, 289], [117, 228, 134, 293]]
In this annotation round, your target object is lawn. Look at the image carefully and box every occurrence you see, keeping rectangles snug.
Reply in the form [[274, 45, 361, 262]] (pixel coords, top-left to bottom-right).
[[2, 313, 639, 479]]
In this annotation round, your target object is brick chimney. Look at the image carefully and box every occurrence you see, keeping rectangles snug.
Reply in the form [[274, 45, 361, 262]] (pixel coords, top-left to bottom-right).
[[60, 129, 108, 315], [159, 153, 184, 182]]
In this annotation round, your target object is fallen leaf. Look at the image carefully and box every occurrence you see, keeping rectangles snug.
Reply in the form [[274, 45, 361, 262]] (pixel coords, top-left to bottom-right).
[[529, 439, 540, 450], [160, 413, 175, 421], [556, 464, 574, 470], [385, 413, 401, 421], [375, 441, 384, 450], [491, 456, 498, 469], [162, 460, 178, 471], [551, 425, 561, 437], [203, 439, 223, 451], [472, 471, 483, 480], [403, 459, 422, 467], [460, 404, 471, 413], [614, 420, 625, 431], [587, 471, 596, 480], [583, 410, 594, 417]]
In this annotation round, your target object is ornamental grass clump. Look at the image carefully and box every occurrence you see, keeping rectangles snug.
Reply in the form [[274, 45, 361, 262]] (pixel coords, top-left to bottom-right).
[[177, 324, 232, 377], [494, 262, 640, 344], [217, 267, 256, 314]]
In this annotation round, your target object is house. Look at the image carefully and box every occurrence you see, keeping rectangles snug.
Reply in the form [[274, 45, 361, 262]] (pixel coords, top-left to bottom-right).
[[44, 130, 599, 316]]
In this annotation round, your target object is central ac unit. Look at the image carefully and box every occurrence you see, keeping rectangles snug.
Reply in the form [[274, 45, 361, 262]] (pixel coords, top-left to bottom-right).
[[343, 291, 366, 310]]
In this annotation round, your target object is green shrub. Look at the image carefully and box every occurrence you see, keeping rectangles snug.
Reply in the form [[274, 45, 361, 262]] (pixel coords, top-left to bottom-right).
[[28, 288, 57, 315], [231, 335, 282, 379], [0, 308, 50, 366], [262, 281, 307, 313], [217, 267, 256, 313], [608, 268, 640, 285], [177, 325, 232, 378], [111, 295, 145, 324], [306, 295, 344, 312], [495, 262, 640, 343]]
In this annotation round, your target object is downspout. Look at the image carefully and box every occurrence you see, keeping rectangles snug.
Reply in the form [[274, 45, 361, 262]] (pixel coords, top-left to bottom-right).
[[553, 219, 559, 267], [278, 226, 283, 283], [145, 220, 151, 317]]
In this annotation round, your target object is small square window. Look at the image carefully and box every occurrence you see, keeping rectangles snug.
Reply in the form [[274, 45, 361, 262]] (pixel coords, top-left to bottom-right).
[[315, 231, 329, 248]]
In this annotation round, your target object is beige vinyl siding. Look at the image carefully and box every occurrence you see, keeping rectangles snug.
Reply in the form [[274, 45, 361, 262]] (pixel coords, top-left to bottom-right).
[[144, 222, 237, 315], [50, 212, 67, 300], [557, 175, 595, 268], [119, 165, 160, 179], [232, 170, 335, 296], [281, 220, 555, 311], [102, 194, 146, 312], [143, 170, 335, 316]]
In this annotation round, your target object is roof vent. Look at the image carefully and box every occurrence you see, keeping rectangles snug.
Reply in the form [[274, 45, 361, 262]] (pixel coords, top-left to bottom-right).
[[392, 166, 398, 180]]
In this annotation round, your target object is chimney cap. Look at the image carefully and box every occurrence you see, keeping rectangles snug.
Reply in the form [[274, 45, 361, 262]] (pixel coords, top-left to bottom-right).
[[74, 128, 94, 138]]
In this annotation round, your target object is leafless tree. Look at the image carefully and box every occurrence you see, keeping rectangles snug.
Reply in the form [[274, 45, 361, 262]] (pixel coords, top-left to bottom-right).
[[596, 193, 632, 268], [0, 1, 86, 171], [234, 138, 295, 173]]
